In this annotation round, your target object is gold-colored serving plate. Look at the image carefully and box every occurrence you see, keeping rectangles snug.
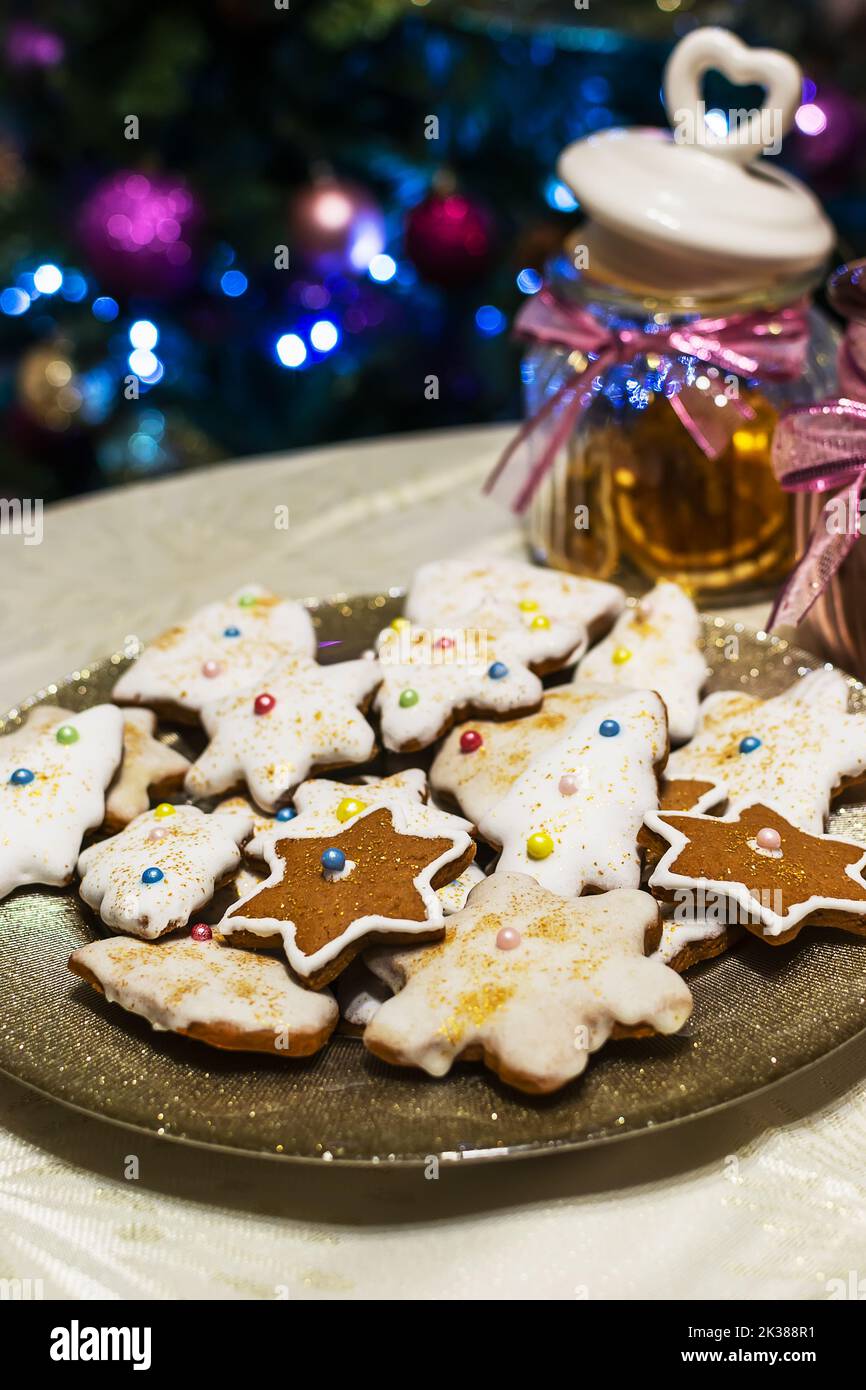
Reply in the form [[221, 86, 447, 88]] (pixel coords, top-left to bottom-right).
[[2, 594, 866, 1166]]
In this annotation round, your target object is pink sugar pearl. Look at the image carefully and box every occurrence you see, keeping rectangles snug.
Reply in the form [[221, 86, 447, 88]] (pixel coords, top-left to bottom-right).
[[147, 826, 169, 842], [201, 659, 222, 678], [496, 926, 522, 951], [558, 774, 579, 795], [756, 826, 782, 851]]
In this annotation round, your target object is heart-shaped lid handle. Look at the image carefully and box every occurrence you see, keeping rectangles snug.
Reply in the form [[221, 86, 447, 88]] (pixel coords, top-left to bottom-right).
[[663, 27, 802, 165], [556, 26, 835, 296]]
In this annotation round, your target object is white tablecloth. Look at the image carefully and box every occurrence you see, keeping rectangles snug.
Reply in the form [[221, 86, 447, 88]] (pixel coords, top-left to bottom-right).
[[2, 425, 864, 1300]]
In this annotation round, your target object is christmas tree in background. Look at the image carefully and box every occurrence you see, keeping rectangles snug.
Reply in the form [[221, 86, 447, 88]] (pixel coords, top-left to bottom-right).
[[0, 0, 863, 501]]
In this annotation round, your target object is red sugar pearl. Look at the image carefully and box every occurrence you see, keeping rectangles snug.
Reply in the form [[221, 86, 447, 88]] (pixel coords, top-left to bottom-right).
[[254, 693, 276, 716], [460, 729, 483, 754], [190, 923, 213, 942]]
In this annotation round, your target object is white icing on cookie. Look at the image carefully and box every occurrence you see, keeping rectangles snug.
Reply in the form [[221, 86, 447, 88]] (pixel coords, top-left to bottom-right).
[[112, 584, 316, 716], [185, 654, 381, 811], [69, 935, 337, 1054], [245, 769, 471, 861], [375, 623, 542, 752], [436, 862, 486, 914], [0, 704, 124, 899], [77, 801, 254, 939], [364, 873, 692, 1093], [219, 802, 473, 982], [479, 689, 667, 896], [664, 669, 866, 832], [430, 682, 626, 826], [105, 708, 191, 827], [406, 557, 624, 669], [574, 582, 708, 743]]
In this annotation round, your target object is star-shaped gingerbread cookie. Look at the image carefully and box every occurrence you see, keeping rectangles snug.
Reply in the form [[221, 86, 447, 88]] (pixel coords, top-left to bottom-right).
[[646, 802, 866, 943], [219, 804, 476, 986], [661, 670, 866, 830], [184, 653, 381, 811], [363, 872, 692, 1094], [112, 584, 316, 720]]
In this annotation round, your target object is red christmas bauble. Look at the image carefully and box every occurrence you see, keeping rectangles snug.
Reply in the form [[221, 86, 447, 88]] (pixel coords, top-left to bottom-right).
[[405, 191, 495, 288]]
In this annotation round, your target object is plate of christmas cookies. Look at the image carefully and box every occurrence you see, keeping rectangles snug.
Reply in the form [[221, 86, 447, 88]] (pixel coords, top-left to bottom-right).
[[2, 563, 866, 1165]]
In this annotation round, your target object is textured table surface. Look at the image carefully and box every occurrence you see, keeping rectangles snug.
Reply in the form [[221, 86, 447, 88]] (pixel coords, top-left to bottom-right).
[[2, 424, 862, 1302]]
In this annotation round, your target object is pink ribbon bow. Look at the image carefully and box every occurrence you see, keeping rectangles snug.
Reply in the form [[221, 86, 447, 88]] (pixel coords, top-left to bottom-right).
[[769, 398, 866, 628], [484, 288, 811, 513]]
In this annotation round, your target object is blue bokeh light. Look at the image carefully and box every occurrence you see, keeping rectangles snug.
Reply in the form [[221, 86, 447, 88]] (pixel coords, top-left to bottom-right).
[[33, 263, 63, 295], [544, 177, 579, 213], [310, 320, 340, 353], [516, 267, 543, 295], [92, 296, 119, 322], [475, 305, 507, 336], [220, 269, 248, 297], [129, 319, 159, 350], [0, 287, 31, 316]]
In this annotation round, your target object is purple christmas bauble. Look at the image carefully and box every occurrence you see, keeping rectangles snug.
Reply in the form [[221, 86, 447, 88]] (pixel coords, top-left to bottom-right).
[[76, 171, 202, 298]]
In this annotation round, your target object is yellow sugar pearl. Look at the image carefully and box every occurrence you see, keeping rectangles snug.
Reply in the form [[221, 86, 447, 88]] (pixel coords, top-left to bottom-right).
[[526, 831, 554, 860], [518, 599, 539, 612], [612, 646, 633, 665], [390, 617, 410, 632], [336, 796, 367, 823], [530, 614, 550, 630], [153, 803, 176, 819]]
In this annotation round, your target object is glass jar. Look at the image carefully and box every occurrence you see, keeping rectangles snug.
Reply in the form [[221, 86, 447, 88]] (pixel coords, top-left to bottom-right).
[[523, 256, 839, 601]]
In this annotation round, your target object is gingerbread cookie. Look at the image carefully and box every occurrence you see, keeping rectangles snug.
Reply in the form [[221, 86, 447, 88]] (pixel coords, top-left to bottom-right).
[[77, 801, 254, 939], [185, 653, 380, 811], [574, 582, 709, 743], [364, 873, 692, 1094], [112, 584, 316, 720], [647, 802, 866, 944], [105, 709, 191, 829], [430, 682, 624, 825], [479, 689, 668, 895], [406, 557, 624, 672], [69, 933, 337, 1056], [219, 803, 475, 987], [653, 906, 743, 973], [660, 670, 866, 831], [375, 622, 543, 752], [0, 703, 124, 900]]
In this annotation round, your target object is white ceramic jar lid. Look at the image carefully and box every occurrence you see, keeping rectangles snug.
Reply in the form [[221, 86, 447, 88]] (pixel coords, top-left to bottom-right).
[[557, 28, 834, 291]]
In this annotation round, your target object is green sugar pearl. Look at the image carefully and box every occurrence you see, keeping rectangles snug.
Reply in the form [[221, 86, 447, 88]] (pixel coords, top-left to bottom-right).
[[238, 594, 258, 608], [55, 725, 79, 746], [398, 688, 420, 708]]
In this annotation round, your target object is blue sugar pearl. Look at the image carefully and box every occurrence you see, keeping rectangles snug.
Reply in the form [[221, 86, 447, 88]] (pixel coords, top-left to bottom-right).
[[223, 626, 241, 638], [141, 866, 164, 885], [488, 661, 509, 680], [739, 736, 762, 754], [9, 767, 35, 785], [599, 719, 621, 738], [321, 847, 346, 873], [276, 806, 297, 822]]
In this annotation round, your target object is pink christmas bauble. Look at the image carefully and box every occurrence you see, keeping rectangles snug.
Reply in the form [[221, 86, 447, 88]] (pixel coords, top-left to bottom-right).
[[76, 171, 202, 298]]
